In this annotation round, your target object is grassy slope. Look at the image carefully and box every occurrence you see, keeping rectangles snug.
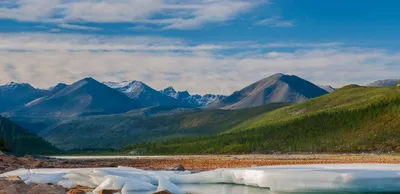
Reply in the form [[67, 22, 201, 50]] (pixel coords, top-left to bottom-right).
[[41, 103, 290, 150], [0, 116, 60, 156], [123, 85, 400, 154], [228, 85, 398, 132]]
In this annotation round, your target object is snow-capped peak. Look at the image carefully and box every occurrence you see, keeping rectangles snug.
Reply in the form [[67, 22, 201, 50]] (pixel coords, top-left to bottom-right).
[[186, 94, 227, 106], [104, 80, 137, 89], [120, 81, 146, 93], [1, 82, 34, 90], [160, 86, 178, 98]]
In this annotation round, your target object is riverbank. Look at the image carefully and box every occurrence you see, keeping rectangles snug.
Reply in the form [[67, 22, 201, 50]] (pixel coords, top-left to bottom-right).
[[48, 154, 400, 171], [3, 153, 400, 173]]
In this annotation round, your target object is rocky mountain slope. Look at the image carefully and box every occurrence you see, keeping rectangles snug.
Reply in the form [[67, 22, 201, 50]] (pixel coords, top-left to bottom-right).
[[319, 85, 336, 93], [206, 73, 328, 109], [47, 83, 68, 94], [367, 79, 399, 87]]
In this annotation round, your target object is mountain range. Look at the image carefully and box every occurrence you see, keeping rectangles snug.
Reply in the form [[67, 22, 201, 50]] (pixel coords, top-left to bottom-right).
[[0, 73, 398, 154], [160, 86, 227, 106], [1, 74, 397, 119], [5, 78, 142, 118]]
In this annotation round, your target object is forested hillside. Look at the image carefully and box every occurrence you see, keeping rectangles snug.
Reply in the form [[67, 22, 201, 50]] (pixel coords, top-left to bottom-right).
[[123, 85, 400, 154], [0, 116, 59, 156], [40, 103, 290, 149]]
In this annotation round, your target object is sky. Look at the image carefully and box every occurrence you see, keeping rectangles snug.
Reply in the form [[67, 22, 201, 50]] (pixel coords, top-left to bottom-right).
[[0, 0, 399, 95]]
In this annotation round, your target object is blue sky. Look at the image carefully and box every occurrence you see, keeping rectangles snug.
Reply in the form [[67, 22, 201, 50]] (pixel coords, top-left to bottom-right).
[[0, 0, 399, 94]]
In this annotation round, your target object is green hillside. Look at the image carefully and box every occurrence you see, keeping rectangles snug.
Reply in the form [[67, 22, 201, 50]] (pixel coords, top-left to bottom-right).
[[123, 85, 400, 154], [0, 116, 59, 156], [40, 103, 290, 150]]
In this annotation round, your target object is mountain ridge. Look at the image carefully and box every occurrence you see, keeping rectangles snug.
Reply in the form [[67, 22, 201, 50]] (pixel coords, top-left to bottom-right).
[[5, 78, 142, 118], [206, 73, 328, 109], [0, 82, 48, 112], [367, 79, 399, 87], [160, 86, 226, 106], [104, 80, 186, 107]]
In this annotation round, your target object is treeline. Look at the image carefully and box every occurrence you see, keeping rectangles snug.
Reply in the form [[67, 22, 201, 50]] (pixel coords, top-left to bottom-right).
[[123, 96, 400, 154]]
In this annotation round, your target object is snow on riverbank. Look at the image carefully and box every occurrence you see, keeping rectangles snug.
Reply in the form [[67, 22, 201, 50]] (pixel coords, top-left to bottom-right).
[[2, 164, 400, 193]]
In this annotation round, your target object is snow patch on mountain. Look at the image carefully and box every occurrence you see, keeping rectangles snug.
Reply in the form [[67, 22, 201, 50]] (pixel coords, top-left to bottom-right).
[[160, 87, 226, 106], [160, 86, 178, 98]]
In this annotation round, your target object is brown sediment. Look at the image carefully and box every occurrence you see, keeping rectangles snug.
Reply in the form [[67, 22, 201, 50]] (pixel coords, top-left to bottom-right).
[[41, 154, 400, 171], [2, 153, 400, 173]]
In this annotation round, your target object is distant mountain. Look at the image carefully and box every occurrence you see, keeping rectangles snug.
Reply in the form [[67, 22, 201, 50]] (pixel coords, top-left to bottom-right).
[[6, 78, 141, 118], [0, 82, 48, 112], [160, 87, 178, 98], [0, 116, 59, 156], [206, 73, 328, 109], [48, 83, 68, 93], [176, 91, 191, 99], [104, 81, 183, 107], [160, 87, 226, 106], [367, 79, 399, 87], [184, 94, 227, 106], [319, 85, 336, 93]]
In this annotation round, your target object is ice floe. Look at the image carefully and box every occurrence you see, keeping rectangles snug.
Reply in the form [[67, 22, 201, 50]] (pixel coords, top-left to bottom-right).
[[2, 164, 400, 193]]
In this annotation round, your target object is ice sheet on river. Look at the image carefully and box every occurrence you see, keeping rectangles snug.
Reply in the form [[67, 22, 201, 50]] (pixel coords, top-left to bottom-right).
[[2, 164, 400, 193]]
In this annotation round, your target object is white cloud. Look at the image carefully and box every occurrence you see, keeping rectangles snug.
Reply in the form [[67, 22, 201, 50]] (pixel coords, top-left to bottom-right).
[[0, 33, 229, 51], [0, 0, 61, 21], [58, 24, 102, 31], [0, 33, 398, 95], [0, 33, 340, 52], [49, 28, 63, 33], [256, 16, 295, 27], [0, 0, 262, 30]]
